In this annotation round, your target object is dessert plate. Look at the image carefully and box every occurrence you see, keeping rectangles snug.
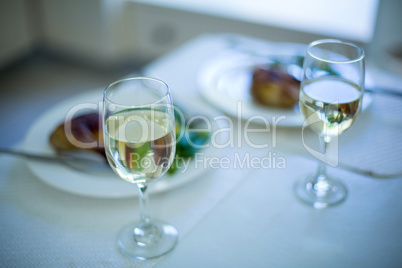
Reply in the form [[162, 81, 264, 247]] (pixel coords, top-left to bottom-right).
[[23, 90, 224, 198], [198, 44, 373, 127]]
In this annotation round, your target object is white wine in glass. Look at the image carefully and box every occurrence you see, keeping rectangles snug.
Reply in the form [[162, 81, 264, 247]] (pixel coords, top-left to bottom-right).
[[300, 77, 362, 139], [105, 109, 175, 183], [296, 40, 365, 208], [103, 77, 178, 260]]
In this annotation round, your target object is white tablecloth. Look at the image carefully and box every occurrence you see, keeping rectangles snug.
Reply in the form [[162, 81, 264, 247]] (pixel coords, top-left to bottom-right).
[[1, 33, 402, 267]]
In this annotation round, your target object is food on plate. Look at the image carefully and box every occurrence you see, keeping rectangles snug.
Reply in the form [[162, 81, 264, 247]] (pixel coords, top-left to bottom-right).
[[49, 109, 210, 175], [168, 108, 210, 174], [250, 66, 300, 108], [49, 113, 105, 156]]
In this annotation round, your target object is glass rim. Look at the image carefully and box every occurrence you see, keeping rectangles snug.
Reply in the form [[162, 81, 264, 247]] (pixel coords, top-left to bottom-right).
[[103, 76, 171, 108], [307, 39, 365, 64]]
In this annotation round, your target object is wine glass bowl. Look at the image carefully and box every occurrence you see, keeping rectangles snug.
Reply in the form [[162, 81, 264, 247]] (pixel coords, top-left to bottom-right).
[[296, 40, 365, 208], [103, 77, 178, 259]]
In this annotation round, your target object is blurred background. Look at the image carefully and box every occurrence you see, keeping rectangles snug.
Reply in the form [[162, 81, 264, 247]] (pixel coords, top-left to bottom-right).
[[0, 0, 401, 146], [2, 0, 399, 71]]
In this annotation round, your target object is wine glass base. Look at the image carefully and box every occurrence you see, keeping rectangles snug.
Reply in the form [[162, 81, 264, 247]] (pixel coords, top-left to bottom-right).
[[295, 176, 347, 209], [117, 220, 178, 260]]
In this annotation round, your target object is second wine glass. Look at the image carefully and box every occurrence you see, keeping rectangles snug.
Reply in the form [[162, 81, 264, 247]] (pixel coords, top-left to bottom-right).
[[295, 39, 365, 208]]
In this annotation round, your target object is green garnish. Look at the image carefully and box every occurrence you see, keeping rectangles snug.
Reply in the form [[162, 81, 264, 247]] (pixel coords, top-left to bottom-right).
[[167, 106, 211, 175]]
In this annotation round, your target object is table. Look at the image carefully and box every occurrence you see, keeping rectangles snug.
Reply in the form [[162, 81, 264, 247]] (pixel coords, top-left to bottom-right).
[[1, 33, 402, 267]]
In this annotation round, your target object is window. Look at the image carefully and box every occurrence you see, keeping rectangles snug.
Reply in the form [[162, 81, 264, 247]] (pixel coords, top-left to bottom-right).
[[130, 0, 379, 43]]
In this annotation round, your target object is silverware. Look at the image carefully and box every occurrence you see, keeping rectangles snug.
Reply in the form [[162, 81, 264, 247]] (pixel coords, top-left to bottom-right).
[[364, 87, 402, 97], [0, 148, 113, 175]]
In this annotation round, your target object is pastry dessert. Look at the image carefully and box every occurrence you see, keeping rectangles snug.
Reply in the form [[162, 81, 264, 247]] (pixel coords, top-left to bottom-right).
[[250, 66, 300, 108], [49, 112, 105, 156]]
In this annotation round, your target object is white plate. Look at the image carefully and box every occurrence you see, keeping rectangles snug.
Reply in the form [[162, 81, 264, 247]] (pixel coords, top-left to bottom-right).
[[198, 43, 373, 127], [23, 90, 223, 198]]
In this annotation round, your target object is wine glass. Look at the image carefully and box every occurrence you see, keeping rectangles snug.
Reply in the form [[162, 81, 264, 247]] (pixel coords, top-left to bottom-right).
[[295, 40, 365, 208], [103, 77, 178, 259]]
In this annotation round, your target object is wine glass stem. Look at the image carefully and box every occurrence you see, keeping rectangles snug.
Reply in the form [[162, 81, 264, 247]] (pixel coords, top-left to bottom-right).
[[313, 135, 330, 194], [134, 182, 161, 246], [138, 183, 150, 224]]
